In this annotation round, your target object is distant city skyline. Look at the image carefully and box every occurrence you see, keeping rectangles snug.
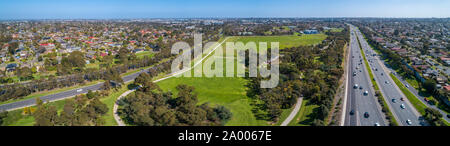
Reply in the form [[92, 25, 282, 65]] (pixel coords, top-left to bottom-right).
[[0, 0, 449, 19]]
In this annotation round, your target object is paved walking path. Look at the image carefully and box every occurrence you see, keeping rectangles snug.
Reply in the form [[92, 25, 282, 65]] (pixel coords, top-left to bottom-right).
[[113, 38, 230, 126], [281, 97, 303, 126]]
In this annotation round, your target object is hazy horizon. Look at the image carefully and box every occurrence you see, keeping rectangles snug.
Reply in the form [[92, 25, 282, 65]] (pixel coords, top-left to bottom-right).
[[0, 0, 449, 19]]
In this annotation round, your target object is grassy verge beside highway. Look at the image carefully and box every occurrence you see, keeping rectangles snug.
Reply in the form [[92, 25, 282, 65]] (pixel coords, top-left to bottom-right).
[[357, 35, 398, 126], [288, 99, 319, 126], [389, 73, 450, 126], [389, 73, 427, 114]]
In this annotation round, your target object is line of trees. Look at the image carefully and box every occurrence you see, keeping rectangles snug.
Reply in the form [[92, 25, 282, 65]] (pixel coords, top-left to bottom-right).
[[32, 91, 108, 126], [247, 27, 349, 125], [118, 73, 232, 126], [0, 43, 175, 102]]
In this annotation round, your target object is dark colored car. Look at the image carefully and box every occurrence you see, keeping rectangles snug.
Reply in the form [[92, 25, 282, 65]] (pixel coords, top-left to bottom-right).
[[350, 110, 355, 115], [364, 112, 369, 118]]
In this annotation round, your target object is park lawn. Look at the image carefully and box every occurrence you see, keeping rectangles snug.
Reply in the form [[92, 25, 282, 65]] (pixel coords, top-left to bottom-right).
[[288, 99, 319, 126], [157, 77, 270, 126], [100, 83, 131, 126], [136, 51, 154, 59], [0, 81, 101, 105], [329, 28, 344, 32], [226, 34, 327, 50], [2, 99, 67, 126]]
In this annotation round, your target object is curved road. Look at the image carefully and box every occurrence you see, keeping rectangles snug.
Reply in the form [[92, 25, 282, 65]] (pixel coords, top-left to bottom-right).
[[0, 67, 151, 112]]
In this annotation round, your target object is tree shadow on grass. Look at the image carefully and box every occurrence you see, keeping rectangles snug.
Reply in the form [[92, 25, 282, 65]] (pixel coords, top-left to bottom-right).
[[297, 101, 319, 125], [127, 83, 139, 90]]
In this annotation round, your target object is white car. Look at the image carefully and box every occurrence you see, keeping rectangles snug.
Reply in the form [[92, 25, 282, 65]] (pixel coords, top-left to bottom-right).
[[400, 104, 405, 109], [405, 84, 409, 88], [363, 90, 369, 95], [76, 89, 83, 92], [354, 84, 359, 89], [406, 119, 412, 125], [374, 123, 380, 126]]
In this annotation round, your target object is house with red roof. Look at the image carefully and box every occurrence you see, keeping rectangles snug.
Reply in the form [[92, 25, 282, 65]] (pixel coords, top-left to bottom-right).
[[444, 85, 450, 91]]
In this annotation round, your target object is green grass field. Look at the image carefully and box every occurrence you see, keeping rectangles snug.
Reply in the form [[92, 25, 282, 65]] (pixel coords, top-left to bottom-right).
[[157, 34, 327, 126], [101, 84, 131, 126], [226, 34, 327, 50], [389, 73, 427, 114], [1, 99, 67, 126], [136, 51, 154, 59], [288, 99, 319, 126], [1, 84, 130, 126], [157, 77, 270, 126]]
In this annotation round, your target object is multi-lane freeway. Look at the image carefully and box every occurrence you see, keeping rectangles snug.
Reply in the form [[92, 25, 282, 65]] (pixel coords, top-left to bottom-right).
[[355, 29, 425, 126], [344, 25, 386, 126]]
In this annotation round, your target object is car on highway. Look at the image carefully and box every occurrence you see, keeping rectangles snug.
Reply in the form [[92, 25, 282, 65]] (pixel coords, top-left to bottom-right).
[[381, 73, 383, 76], [364, 112, 369, 118], [374, 123, 380, 126], [447, 114, 450, 118], [406, 119, 412, 125], [400, 104, 405, 109], [353, 72, 357, 76], [354, 84, 359, 89], [392, 99, 397, 103], [76, 89, 83, 92], [359, 86, 363, 90], [363, 90, 368, 95], [385, 81, 389, 84], [400, 97, 405, 101], [350, 110, 355, 115], [405, 84, 409, 88]]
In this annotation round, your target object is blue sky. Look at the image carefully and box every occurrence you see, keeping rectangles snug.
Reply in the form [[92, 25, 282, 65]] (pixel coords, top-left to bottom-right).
[[0, 0, 449, 19]]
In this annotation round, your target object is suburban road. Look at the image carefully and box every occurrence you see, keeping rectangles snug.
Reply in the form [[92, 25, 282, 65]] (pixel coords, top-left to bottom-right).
[[0, 67, 151, 112], [388, 66, 450, 122], [0, 37, 231, 113], [344, 25, 386, 126], [113, 37, 230, 126], [355, 29, 425, 126]]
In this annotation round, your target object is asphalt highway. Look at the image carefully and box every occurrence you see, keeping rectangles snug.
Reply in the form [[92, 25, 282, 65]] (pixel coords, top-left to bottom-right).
[[355, 29, 424, 126], [344, 25, 386, 126]]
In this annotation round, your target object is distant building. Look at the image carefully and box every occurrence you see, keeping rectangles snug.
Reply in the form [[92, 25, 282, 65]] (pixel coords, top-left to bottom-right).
[[6, 63, 18, 72], [303, 29, 319, 34], [444, 85, 450, 91]]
